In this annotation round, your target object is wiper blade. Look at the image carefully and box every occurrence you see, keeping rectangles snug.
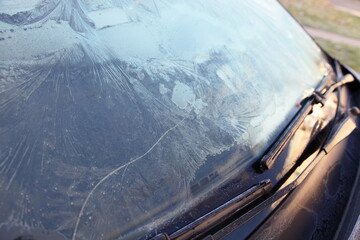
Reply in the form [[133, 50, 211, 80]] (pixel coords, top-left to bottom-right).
[[257, 74, 355, 172], [273, 105, 359, 192], [151, 180, 272, 240]]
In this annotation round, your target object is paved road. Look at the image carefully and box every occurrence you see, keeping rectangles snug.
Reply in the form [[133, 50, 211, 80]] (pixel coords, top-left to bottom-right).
[[305, 27, 360, 48], [332, 0, 360, 17], [302, 0, 360, 47]]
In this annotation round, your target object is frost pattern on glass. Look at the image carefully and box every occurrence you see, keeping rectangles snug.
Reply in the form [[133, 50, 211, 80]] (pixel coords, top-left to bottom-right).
[[0, 0, 329, 239]]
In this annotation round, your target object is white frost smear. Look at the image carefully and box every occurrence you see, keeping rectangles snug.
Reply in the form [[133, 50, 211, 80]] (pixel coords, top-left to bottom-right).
[[0, 0, 41, 15]]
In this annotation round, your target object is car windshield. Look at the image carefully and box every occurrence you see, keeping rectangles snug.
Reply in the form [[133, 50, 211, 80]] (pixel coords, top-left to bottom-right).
[[0, 0, 330, 239]]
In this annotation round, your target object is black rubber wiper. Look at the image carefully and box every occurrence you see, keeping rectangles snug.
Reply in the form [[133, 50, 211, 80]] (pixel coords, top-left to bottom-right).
[[151, 180, 272, 240], [257, 73, 355, 172]]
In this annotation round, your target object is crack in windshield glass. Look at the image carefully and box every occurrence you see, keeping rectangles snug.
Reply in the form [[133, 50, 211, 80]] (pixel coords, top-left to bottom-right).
[[72, 116, 187, 240]]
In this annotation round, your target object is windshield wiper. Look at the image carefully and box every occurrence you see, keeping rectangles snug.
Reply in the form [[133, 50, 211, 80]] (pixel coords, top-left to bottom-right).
[[257, 73, 355, 172], [151, 180, 272, 240]]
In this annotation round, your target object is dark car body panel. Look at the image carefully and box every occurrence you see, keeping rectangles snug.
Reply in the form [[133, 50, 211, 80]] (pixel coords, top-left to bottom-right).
[[248, 126, 360, 240]]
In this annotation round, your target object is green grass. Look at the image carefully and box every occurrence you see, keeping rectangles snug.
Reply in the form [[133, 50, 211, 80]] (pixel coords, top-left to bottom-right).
[[279, 0, 360, 39], [279, 0, 360, 72], [314, 37, 360, 72]]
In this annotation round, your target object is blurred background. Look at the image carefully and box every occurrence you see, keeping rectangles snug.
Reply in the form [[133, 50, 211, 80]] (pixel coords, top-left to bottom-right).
[[279, 0, 360, 72]]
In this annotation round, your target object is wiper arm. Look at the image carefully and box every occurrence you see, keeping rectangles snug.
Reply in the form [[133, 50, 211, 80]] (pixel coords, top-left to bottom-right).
[[257, 74, 355, 172], [273, 105, 359, 192], [322, 106, 360, 154]]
